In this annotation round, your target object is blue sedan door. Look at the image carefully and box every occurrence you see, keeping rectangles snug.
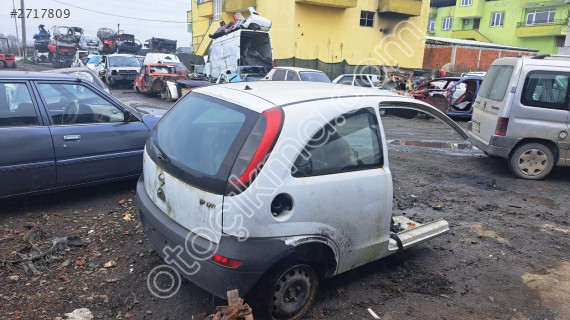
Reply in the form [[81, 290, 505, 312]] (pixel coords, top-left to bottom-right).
[[0, 81, 56, 198], [36, 82, 149, 187]]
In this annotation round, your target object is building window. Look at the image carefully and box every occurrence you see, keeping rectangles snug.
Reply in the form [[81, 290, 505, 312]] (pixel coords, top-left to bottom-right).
[[526, 9, 555, 26], [442, 17, 453, 31], [427, 20, 436, 33], [555, 36, 566, 47], [460, 0, 472, 6], [491, 12, 505, 27], [360, 11, 374, 27]]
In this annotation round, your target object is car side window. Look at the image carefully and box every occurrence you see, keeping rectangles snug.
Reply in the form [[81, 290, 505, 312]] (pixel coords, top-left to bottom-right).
[[272, 69, 286, 81], [338, 76, 353, 85], [0, 83, 40, 127], [286, 71, 300, 81], [292, 109, 383, 177], [354, 75, 372, 87], [38, 83, 125, 125], [521, 72, 570, 111]]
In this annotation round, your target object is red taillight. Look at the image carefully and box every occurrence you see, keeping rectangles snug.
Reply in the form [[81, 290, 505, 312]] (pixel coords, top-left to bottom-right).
[[272, 60, 275, 68], [227, 107, 284, 194], [213, 254, 242, 268], [495, 117, 509, 136]]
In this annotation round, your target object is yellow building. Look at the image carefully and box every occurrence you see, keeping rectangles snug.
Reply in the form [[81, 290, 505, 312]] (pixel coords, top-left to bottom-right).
[[188, 0, 430, 74]]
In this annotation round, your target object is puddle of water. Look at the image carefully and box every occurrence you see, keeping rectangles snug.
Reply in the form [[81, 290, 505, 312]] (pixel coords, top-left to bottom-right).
[[390, 140, 471, 150]]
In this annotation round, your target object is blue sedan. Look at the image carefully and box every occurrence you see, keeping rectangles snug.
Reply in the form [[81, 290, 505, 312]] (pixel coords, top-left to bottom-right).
[[0, 71, 161, 199]]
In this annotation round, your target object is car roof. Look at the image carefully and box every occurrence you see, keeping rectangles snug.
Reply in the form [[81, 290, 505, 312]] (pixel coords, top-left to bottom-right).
[[0, 71, 76, 81], [273, 67, 323, 72], [194, 81, 404, 113]]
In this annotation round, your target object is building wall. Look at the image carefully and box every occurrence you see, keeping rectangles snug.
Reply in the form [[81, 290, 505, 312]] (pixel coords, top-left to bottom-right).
[[423, 45, 537, 72], [427, 0, 570, 54], [189, 0, 432, 69]]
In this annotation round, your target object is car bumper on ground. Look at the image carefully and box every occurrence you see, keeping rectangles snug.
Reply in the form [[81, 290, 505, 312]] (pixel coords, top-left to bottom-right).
[[136, 177, 292, 299]]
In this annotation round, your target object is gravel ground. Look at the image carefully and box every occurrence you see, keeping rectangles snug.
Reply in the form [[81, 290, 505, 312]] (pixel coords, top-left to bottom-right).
[[0, 63, 568, 320]]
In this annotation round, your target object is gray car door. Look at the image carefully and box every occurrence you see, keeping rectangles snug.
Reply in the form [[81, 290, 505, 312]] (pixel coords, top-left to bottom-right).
[[0, 81, 56, 198], [35, 82, 149, 187]]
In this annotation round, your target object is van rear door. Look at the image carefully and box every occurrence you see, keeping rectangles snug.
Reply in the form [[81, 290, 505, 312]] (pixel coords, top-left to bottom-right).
[[143, 93, 259, 243], [470, 63, 517, 142]]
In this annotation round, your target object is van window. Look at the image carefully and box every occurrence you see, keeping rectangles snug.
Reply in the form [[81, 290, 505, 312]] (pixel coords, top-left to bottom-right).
[[292, 108, 382, 177], [478, 65, 513, 101], [148, 94, 258, 194], [521, 72, 570, 110], [272, 69, 286, 81]]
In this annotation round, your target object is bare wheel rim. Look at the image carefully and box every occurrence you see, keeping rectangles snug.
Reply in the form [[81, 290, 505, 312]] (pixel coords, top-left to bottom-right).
[[517, 148, 548, 176], [271, 265, 317, 319]]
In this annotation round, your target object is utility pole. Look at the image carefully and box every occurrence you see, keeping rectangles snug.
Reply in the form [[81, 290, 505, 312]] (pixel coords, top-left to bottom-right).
[[20, 0, 26, 59], [12, 0, 21, 56]]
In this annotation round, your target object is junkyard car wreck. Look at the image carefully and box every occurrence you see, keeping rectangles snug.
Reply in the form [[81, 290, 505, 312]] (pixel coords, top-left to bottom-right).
[[137, 82, 469, 320]]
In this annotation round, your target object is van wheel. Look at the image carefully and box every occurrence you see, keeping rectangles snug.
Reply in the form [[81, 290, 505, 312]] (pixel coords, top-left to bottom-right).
[[265, 264, 318, 320], [508, 143, 554, 180]]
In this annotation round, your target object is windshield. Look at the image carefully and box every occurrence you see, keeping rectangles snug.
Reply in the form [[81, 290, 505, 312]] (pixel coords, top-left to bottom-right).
[[150, 93, 257, 177], [109, 56, 140, 68], [299, 71, 331, 83], [87, 56, 102, 64]]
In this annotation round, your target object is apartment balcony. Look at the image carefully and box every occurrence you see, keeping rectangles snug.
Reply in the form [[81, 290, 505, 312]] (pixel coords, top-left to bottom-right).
[[452, 29, 491, 42], [197, 0, 214, 18], [520, 0, 570, 8], [295, 0, 358, 9], [515, 19, 568, 37], [454, 0, 484, 18], [223, 0, 257, 12], [378, 0, 422, 17]]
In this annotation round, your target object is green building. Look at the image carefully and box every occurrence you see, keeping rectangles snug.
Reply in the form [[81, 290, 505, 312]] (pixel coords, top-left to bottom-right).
[[427, 0, 570, 54]]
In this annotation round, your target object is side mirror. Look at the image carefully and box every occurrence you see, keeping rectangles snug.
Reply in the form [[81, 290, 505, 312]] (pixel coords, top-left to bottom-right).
[[123, 109, 137, 122]]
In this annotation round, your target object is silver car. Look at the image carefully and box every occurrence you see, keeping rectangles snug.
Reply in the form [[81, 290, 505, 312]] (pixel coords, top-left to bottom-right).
[[468, 55, 570, 180]]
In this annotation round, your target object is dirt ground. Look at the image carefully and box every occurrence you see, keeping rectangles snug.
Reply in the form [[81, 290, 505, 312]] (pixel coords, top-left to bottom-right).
[[0, 63, 568, 320]]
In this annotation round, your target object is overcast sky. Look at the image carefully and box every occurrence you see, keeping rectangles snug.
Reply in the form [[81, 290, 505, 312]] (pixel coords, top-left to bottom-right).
[[0, 0, 192, 47]]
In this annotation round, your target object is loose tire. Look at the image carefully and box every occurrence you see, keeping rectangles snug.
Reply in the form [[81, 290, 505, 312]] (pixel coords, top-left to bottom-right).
[[508, 143, 554, 180], [265, 264, 318, 320]]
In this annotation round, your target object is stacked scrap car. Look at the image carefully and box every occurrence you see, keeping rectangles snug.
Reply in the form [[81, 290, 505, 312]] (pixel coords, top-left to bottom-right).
[[410, 77, 483, 118]]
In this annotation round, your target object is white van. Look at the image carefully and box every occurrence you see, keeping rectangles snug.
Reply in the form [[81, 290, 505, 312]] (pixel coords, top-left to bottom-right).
[[205, 29, 273, 78], [142, 53, 180, 66], [468, 55, 570, 179]]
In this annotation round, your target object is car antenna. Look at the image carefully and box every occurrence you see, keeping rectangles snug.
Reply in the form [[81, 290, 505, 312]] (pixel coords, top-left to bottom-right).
[[244, 85, 252, 90]]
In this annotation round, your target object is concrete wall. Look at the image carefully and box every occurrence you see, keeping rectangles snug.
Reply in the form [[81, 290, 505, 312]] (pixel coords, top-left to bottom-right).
[[190, 0, 432, 69]]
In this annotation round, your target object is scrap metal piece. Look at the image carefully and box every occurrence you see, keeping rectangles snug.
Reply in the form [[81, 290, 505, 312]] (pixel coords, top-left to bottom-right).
[[210, 289, 254, 320]]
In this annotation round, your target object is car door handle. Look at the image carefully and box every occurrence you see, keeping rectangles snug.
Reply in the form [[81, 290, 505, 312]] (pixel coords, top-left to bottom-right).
[[63, 135, 81, 141]]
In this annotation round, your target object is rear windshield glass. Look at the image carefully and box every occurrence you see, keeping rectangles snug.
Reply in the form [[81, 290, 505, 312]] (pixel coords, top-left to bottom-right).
[[299, 72, 331, 83], [478, 65, 513, 101], [150, 94, 254, 176]]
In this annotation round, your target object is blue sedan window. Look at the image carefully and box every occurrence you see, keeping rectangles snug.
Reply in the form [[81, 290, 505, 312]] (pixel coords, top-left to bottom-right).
[[0, 83, 39, 127], [38, 84, 125, 125]]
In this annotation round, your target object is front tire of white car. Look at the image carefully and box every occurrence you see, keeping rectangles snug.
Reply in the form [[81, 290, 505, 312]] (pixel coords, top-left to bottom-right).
[[508, 142, 554, 180]]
